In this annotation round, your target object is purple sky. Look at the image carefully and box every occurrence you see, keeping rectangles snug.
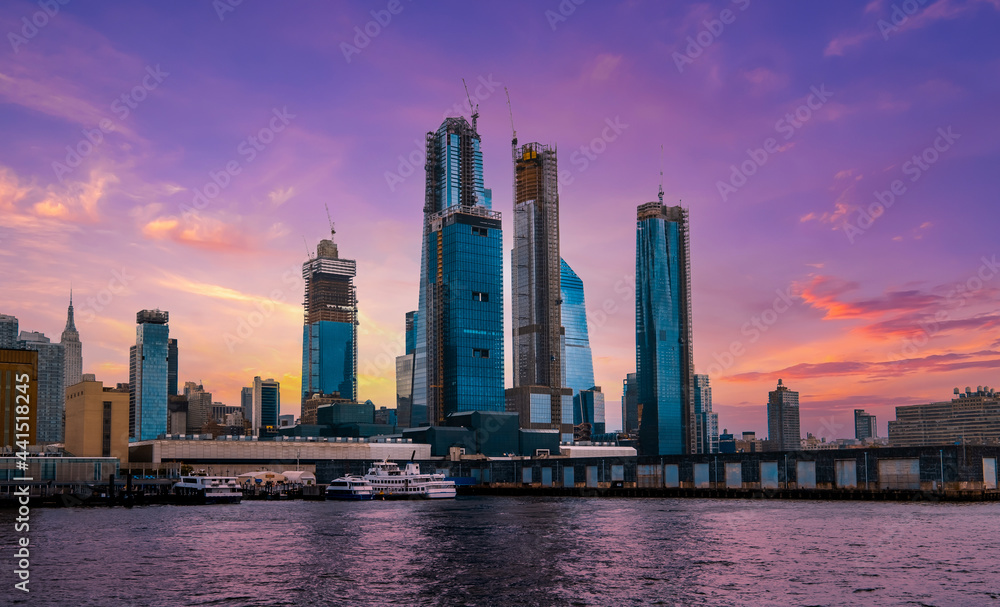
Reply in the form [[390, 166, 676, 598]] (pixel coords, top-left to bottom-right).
[[2, 0, 998, 438]]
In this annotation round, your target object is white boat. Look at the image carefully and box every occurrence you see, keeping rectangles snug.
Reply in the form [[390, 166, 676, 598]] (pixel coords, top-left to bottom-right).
[[325, 475, 374, 500], [364, 459, 456, 500], [170, 476, 242, 504]]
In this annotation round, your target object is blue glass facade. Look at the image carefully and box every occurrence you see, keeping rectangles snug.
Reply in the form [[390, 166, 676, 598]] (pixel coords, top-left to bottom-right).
[[130, 312, 169, 442], [414, 117, 503, 425], [573, 388, 606, 435], [302, 321, 355, 401], [636, 202, 694, 456], [560, 258, 595, 398], [260, 381, 279, 430]]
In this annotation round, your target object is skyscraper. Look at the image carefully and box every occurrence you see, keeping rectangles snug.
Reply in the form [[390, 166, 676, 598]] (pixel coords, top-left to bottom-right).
[[767, 379, 801, 451], [0, 314, 18, 348], [184, 381, 212, 434], [129, 309, 169, 442], [167, 338, 178, 396], [854, 409, 877, 440], [395, 311, 417, 428], [412, 116, 504, 426], [506, 142, 572, 438], [61, 293, 83, 389], [694, 374, 719, 453], [635, 196, 695, 456], [622, 372, 639, 434], [574, 386, 606, 437], [240, 386, 253, 423], [301, 231, 358, 404], [252, 376, 279, 435], [18, 331, 65, 443], [560, 259, 595, 393]]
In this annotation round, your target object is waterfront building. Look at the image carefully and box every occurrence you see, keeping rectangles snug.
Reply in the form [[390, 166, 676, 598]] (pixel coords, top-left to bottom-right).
[[855, 409, 877, 441], [635, 196, 695, 455], [167, 338, 178, 396], [559, 259, 596, 437], [64, 378, 129, 462], [395, 311, 416, 428], [694, 374, 719, 453], [767, 379, 801, 451], [129, 309, 170, 442], [60, 293, 83, 389], [506, 141, 572, 438], [252, 376, 280, 435], [183, 382, 212, 434], [300, 392, 352, 426], [622, 373, 639, 435], [18, 331, 65, 443], [574, 386, 606, 436], [0, 314, 18, 348], [0, 348, 38, 446], [167, 394, 187, 435], [301, 230, 358, 404], [888, 386, 1000, 447], [240, 386, 252, 424], [412, 116, 504, 426]]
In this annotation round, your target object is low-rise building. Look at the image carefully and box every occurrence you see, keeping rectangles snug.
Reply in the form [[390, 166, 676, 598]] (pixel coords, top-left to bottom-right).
[[65, 379, 130, 463]]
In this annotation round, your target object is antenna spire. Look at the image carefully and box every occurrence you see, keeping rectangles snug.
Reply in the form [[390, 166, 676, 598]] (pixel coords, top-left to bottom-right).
[[658, 144, 664, 204], [462, 78, 478, 131]]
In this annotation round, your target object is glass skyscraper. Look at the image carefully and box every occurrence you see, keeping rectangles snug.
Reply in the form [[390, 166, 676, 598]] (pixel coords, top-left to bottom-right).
[[635, 198, 695, 456], [301, 235, 357, 404], [560, 259, 595, 397], [253, 376, 280, 434], [129, 309, 169, 442], [412, 116, 504, 426], [622, 372, 639, 435]]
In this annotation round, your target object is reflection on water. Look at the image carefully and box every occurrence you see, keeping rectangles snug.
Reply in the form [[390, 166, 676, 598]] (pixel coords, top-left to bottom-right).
[[4, 498, 998, 606]]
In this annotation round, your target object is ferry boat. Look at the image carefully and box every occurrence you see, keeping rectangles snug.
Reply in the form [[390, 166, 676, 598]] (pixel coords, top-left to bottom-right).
[[364, 459, 457, 500], [170, 476, 243, 505], [325, 475, 374, 500]]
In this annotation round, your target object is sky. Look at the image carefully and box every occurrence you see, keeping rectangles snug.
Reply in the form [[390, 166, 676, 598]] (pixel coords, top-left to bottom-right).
[[1, 0, 998, 439]]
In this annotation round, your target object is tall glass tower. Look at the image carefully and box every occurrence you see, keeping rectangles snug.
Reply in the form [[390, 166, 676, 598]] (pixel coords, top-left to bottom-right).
[[253, 376, 280, 435], [506, 141, 573, 437], [129, 309, 169, 442], [301, 232, 357, 404], [413, 116, 504, 426], [635, 196, 695, 455]]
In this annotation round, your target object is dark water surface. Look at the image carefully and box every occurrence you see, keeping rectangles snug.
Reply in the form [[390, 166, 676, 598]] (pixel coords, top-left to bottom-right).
[[4, 497, 999, 606]]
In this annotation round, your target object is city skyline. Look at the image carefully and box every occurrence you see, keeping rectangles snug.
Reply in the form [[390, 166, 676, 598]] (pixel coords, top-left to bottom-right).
[[2, 1, 999, 438]]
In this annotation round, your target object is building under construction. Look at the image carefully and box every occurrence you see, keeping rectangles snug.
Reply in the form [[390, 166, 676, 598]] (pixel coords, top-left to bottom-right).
[[505, 142, 573, 441], [301, 232, 358, 406], [412, 116, 505, 427]]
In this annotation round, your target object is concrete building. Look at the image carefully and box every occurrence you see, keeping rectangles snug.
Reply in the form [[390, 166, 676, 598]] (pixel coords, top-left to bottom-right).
[[0, 314, 18, 349], [767, 379, 800, 451], [636, 196, 695, 455], [64, 379, 129, 462], [300, 392, 352, 426], [129, 310, 169, 442], [855, 409, 877, 441], [506, 141, 573, 439], [60, 293, 83, 390], [0, 348, 38, 448], [183, 382, 212, 434], [889, 386, 1000, 447], [694, 374, 719, 454], [18, 331, 64, 443]]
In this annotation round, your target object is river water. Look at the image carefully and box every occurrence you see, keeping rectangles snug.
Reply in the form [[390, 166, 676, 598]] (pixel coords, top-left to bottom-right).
[[3, 497, 998, 606]]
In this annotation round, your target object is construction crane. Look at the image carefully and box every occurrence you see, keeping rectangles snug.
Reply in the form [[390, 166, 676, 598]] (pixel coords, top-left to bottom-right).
[[302, 236, 313, 260], [505, 86, 517, 148], [462, 78, 479, 130], [324, 203, 336, 240]]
